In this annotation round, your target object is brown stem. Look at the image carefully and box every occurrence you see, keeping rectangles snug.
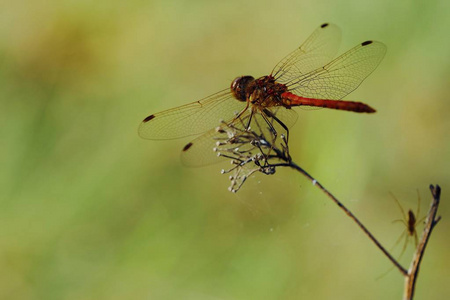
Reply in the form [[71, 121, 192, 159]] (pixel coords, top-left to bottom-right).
[[272, 161, 408, 275], [403, 185, 441, 300]]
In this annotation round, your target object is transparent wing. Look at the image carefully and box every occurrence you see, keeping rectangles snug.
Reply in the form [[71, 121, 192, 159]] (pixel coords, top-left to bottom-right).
[[271, 23, 341, 81], [285, 41, 387, 100], [181, 107, 298, 167], [180, 125, 230, 167], [138, 89, 247, 140]]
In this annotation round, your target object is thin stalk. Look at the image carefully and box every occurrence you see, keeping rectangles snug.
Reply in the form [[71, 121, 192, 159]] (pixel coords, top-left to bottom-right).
[[273, 161, 407, 276]]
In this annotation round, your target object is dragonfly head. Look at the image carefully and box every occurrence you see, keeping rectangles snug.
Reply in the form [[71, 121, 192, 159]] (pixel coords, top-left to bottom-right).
[[231, 76, 255, 102]]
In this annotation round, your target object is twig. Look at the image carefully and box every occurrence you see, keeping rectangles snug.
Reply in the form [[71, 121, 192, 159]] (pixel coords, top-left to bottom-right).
[[218, 120, 405, 273], [273, 161, 408, 276], [216, 117, 441, 299], [403, 185, 441, 300]]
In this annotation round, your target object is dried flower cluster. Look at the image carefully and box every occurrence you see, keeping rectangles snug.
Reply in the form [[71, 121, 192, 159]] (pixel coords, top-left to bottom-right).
[[213, 115, 291, 192]]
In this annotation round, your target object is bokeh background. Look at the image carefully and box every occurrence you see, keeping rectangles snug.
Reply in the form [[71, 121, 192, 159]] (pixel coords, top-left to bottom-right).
[[1, 0, 449, 299]]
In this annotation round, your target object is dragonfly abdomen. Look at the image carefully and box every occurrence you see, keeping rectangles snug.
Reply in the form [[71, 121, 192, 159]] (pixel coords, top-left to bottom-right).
[[281, 92, 376, 113]]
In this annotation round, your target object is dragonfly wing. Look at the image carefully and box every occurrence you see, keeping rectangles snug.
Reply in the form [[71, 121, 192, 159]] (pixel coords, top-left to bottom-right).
[[181, 107, 294, 167], [180, 126, 228, 167], [286, 41, 387, 100], [138, 89, 247, 140], [265, 106, 299, 129], [272, 23, 341, 81]]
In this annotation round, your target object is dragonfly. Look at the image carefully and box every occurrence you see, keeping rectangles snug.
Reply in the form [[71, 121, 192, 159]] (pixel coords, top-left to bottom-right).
[[139, 23, 386, 166]]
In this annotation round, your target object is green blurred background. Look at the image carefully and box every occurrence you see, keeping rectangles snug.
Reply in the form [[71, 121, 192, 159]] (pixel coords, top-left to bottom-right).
[[1, 0, 449, 299]]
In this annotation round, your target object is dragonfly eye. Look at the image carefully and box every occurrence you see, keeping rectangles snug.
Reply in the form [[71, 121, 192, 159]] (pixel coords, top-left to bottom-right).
[[231, 76, 255, 102]]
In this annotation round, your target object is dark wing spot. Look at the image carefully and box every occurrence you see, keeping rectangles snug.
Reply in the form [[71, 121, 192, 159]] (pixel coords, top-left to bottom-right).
[[321, 23, 329, 28], [182, 142, 193, 152], [143, 115, 155, 122], [361, 40, 373, 46]]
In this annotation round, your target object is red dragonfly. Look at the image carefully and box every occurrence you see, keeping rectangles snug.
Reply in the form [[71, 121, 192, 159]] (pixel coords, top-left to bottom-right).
[[139, 23, 386, 166]]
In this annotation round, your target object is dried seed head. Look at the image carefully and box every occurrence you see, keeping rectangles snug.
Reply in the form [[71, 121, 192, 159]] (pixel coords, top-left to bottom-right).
[[214, 114, 291, 192]]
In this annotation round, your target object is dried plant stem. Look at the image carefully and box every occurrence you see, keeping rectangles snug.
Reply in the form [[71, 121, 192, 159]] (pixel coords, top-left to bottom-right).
[[273, 161, 407, 276], [217, 119, 442, 299], [283, 159, 442, 299], [403, 185, 441, 300]]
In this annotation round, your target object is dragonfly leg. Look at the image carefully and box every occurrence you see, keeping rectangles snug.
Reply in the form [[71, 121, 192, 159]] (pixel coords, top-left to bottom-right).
[[260, 110, 278, 137], [245, 109, 255, 130], [233, 100, 250, 126], [262, 108, 290, 142]]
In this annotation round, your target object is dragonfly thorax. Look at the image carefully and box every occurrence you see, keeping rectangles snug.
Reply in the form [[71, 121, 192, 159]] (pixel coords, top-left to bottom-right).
[[231, 75, 288, 107]]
